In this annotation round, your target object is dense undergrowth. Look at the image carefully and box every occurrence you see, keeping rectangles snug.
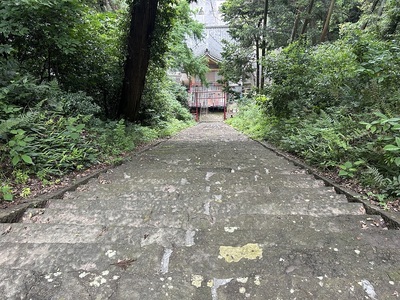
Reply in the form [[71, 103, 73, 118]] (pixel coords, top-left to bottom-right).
[[0, 78, 194, 202], [227, 30, 400, 209]]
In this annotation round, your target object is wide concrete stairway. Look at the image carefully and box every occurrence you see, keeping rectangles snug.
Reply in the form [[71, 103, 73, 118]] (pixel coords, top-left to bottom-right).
[[0, 123, 399, 299]]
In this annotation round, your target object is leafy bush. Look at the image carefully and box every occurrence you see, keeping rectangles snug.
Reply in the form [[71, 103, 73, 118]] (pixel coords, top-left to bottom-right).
[[264, 32, 400, 118]]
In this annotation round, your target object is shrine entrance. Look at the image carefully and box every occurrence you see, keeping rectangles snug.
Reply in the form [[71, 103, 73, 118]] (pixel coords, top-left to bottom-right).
[[188, 84, 227, 122]]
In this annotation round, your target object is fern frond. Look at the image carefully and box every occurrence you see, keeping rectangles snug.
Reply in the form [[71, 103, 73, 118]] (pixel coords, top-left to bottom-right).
[[367, 166, 391, 188]]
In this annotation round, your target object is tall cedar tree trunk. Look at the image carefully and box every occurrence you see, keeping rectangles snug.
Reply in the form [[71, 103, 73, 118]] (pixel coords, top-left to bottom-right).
[[301, 0, 315, 35], [320, 0, 335, 42], [260, 0, 268, 90], [119, 0, 159, 122]]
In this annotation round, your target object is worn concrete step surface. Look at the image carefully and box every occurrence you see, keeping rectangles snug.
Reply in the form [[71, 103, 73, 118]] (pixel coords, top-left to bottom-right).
[[21, 208, 188, 228], [96, 158, 304, 177], [0, 240, 398, 299], [60, 185, 348, 204], [60, 179, 344, 203], [0, 215, 387, 244], [0, 226, 399, 274], [86, 170, 326, 187], [21, 199, 365, 227], [1, 267, 397, 300], [47, 192, 349, 211]]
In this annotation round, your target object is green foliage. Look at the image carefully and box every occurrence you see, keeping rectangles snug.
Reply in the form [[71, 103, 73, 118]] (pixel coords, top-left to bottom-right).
[[229, 104, 399, 201], [20, 187, 31, 198], [0, 185, 13, 201], [166, 1, 208, 83], [7, 129, 34, 166], [140, 69, 194, 126], [338, 160, 365, 179], [226, 97, 275, 140]]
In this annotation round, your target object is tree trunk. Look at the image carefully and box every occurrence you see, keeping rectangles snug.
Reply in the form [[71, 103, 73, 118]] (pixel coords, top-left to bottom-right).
[[320, 0, 335, 42], [260, 0, 268, 90], [119, 0, 159, 122], [300, 0, 315, 35], [255, 38, 260, 89], [290, 10, 301, 42], [361, 0, 381, 30]]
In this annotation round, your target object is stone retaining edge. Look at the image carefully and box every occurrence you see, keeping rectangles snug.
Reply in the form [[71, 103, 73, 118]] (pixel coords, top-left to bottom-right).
[[0, 137, 169, 224], [257, 140, 400, 229]]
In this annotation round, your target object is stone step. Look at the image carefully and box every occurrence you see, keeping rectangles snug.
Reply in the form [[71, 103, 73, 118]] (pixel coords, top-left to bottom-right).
[[21, 197, 365, 227], [0, 242, 163, 275], [189, 213, 386, 231], [1, 267, 397, 300], [1, 227, 399, 275], [20, 208, 188, 228], [84, 171, 326, 189], [0, 240, 398, 299], [211, 201, 366, 217], [0, 215, 388, 244], [61, 178, 341, 203], [63, 162, 321, 184], [60, 183, 348, 205], [48, 192, 348, 211], [0, 224, 190, 246], [102, 156, 301, 176]]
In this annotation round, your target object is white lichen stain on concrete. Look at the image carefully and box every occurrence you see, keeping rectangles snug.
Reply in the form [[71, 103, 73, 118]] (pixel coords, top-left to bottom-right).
[[113, 275, 120, 280], [105, 250, 116, 258], [89, 275, 107, 287], [205, 172, 215, 181], [160, 248, 173, 274], [79, 272, 90, 278], [185, 230, 196, 247], [237, 277, 248, 283], [213, 195, 222, 202], [204, 202, 211, 215], [254, 275, 261, 286], [102, 270, 109, 276], [224, 227, 239, 233], [211, 278, 233, 300], [219, 243, 263, 263], [191, 275, 203, 288], [359, 279, 378, 300], [239, 287, 246, 294], [45, 274, 53, 283]]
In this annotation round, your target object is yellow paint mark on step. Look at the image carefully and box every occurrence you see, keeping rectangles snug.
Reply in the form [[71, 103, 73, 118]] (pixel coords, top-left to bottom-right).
[[219, 243, 262, 263]]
